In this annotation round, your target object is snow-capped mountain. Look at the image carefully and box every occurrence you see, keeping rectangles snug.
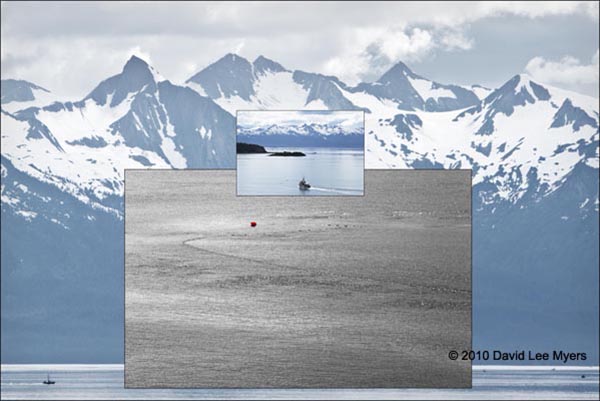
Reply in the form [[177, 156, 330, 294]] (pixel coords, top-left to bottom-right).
[[1, 79, 57, 113], [186, 55, 485, 115], [1, 56, 240, 361], [2, 56, 235, 217], [191, 54, 597, 207], [470, 84, 493, 100], [186, 53, 362, 113], [352, 61, 481, 112], [240, 122, 362, 136], [362, 74, 599, 203], [2, 79, 50, 103], [2, 54, 598, 363], [238, 122, 364, 148]]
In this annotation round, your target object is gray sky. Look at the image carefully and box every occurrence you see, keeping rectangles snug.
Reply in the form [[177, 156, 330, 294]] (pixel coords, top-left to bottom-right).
[[1, 1, 598, 99]]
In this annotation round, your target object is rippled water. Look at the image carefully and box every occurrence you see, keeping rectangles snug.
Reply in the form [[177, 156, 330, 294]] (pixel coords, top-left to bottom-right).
[[2, 365, 598, 400], [125, 170, 471, 388], [237, 147, 364, 195]]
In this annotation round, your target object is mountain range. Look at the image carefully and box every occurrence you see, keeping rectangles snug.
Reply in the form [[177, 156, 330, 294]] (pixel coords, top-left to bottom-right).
[[238, 122, 364, 148], [1, 53, 598, 363]]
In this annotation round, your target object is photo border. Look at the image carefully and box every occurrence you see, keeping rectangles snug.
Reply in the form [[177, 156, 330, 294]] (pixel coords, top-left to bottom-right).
[[234, 109, 366, 197], [123, 168, 473, 390]]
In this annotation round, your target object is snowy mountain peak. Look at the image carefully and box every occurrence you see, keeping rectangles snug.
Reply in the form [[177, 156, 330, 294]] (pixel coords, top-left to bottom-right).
[[353, 61, 480, 112], [198, 53, 252, 73], [478, 74, 553, 124], [122, 55, 164, 82], [223, 52, 240, 61], [551, 98, 599, 132], [470, 84, 493, 100], [1, 79, 51, 104], [85, 55, 159, 107], [292, 70, 360, 110], [485, 74, 550, 106], [238, 121, 364, 148], [378, 61, 419, 82], [253, 55, 288, 76], [117, 55, 163, 86], [123, 55, 150, 72], [186, 53, 255, 100], [1, 79, 57, 113]]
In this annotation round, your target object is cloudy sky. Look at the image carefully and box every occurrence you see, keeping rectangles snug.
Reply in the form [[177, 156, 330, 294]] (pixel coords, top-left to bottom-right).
[[1, 1, 598, 99], [238, 110, 364, 130]]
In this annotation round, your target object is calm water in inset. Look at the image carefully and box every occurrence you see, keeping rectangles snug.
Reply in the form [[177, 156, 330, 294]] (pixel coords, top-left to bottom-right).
[[2, 365, 598, 400], [237, 147, 364, 196]]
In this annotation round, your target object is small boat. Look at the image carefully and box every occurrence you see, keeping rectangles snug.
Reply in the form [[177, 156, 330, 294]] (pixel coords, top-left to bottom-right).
[[299, 177, 311, 190], [43, 374, 55, 385]]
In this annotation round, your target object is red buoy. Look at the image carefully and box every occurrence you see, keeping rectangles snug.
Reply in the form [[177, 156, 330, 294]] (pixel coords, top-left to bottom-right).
[[250, 221, 257, 227]]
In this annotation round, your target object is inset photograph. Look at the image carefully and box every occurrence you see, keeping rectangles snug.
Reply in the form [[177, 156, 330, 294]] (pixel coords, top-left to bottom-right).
[[236, 110, 364, 196], [125, 170, 472, 389]]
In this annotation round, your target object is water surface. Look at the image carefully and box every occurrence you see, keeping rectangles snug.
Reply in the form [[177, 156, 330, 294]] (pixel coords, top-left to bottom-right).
[[237, 147, 364, 196], [125, 170, 471, 388], [2, 365, 598, 400]]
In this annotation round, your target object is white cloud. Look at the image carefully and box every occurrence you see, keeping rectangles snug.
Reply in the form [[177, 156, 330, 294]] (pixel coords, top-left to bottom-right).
[[474, 1, 598, 20], [439, 29, 474, 51], [323, 56, 367, 87], [127, 46, 153, 66], [378, 28, 433, 61], [322, 0, 597, 86], [1, 2, 598, 97], [233, 40, 246, 55], [322, 26, 473, 85], [525, 50, 600, 86], [322, 26, 433, 85], [0, 38, 144, 98], [0, 35, 260, 98], [4, 2, 594, 39]]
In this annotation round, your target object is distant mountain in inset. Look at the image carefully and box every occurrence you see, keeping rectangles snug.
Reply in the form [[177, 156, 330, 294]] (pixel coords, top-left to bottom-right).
[[238, 122, 364, 148]]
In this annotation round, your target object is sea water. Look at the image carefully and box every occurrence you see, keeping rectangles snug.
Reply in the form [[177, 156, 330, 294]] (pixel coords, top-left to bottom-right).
[[1, 365, 598, 400], [125, 170, 471, 388], [237, 147, 364, 196]]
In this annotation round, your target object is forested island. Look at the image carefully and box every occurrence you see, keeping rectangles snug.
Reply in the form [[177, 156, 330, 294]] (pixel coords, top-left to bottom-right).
[[237, 142, 267, 154], [268, 151, 306, 157]]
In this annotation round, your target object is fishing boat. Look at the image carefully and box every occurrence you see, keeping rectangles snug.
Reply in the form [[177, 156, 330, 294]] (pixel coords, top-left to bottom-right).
[[43, 374, 55, 385], [299, 177, 311, 190]]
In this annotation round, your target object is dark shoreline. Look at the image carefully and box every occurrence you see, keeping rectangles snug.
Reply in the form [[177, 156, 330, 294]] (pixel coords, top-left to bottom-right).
[[268, 151, 306, 157], [237, 143, 306, 157], [237, 142, 267, 154]]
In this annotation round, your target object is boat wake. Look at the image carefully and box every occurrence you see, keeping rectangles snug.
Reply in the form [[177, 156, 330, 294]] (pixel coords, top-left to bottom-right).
[[308, 186, 363, 195], [182, 236, 300, 271]]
